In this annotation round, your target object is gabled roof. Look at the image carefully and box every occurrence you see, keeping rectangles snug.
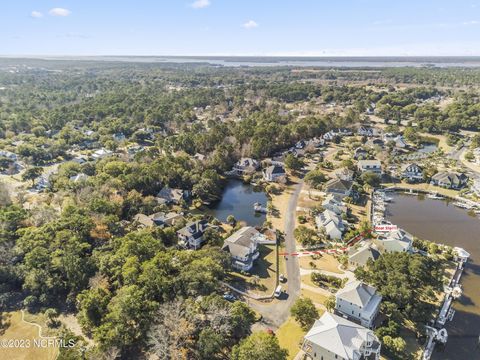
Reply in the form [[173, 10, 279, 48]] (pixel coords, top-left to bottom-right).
[[264, 165, 286, 176], [336, 280, 378, 308], [304, 312, 377, 360], [222, 226, 259, 258], [325, 178, 353, 192], [348, 244, 380, 266], [432, 171, 468, 185], [357, 159, 381, 168]]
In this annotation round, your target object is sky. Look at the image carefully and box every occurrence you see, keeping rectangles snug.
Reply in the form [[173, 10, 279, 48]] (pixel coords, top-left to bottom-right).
[[1, 0, 480, 56]]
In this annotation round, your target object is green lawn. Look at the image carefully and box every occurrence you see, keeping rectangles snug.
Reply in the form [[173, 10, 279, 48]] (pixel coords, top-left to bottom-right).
[[276, 317, 306, 360]]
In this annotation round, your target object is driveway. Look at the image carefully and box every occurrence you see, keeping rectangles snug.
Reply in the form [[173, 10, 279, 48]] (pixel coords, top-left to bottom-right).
[[248, 180, 303, 329]]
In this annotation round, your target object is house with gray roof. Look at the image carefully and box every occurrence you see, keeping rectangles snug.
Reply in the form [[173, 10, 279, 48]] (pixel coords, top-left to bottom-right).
[[156, 186, 189, 205], [222, 226, 262, 271], [233, 157, 259, 175], [348, 243, 381, 269], [302, 312, 381, 360], [263, 165, 286, 183], [333, 167, 355, 182], [335, 280, 382, 328], [431, 171, 468, 189], [316, 209, 345, 241], [324, 178, 353, 199], [374, 228, 413, 253], [177, 219, 209, 249], [322, 194, 346, 215]]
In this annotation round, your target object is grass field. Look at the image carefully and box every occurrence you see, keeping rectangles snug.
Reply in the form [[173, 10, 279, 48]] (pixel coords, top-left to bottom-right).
[[228, 244, 283, 295], [0, 311, 58, 360], [298, 254, 343, 274], [300, 288, 328, 306], [276, 317, 306, 360]]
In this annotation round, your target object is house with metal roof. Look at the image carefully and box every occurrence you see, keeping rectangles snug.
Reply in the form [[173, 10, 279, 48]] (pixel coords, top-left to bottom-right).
[[335, 280, 382, 329], [302, 312, 381, 360], [348, 243, 381, 269], [222, 226, 262, 271]]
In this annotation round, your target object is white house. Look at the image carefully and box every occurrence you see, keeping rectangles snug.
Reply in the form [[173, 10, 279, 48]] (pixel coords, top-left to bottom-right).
[[357, 160, 382, 175], [322, 194, 346, 215], [316, 209, 345, 240], [335, 280, 382, 329], [222, 226, 262, 271], [302, 312, 381, 360], [401, 163, 423, 182], [263, 165, 286, 183]]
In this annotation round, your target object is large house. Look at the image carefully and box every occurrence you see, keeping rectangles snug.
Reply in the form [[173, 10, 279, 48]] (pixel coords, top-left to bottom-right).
[[374, 228, 413, 253], [233, 157, 260, 175], [357, 160, 382, 175], [151, 212, 183, 227], [156, 187, 189, 205], [324, 178, 353, 199], [322, 194, 346, 215], [348, 243, 381, 269], [431, 171, 468, 189], [354, 147, 369, 160], [335, 280, 382, 328], [91, 148, 113, 160], [302, 312, 381, 360], [222, 226, 262, 271], [401, 163, 423, 182], [384, 133, 407, 148], [263, 165, 287, 183], [316, 209, 345, 241], [333, 167, 355, 182], [358, 126, 378, 137], [177, 219, 209, 249]]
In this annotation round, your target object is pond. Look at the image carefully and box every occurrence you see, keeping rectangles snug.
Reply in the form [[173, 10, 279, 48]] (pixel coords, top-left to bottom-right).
[[386, 193, 480, 360], [207, 179, 268, 227], [417, 142, 438, 154]]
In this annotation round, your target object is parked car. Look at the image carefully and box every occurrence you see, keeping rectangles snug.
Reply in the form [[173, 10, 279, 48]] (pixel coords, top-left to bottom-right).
[[223, 292, 236, 302], [274, 285, 282, 298]]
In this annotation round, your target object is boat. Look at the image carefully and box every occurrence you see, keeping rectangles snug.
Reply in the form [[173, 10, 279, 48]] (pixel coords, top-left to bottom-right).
[[253, 202, 268, 213], [453, 202, 472, 209], [383, 196, 393, 202], [427, 193, 444, 200]]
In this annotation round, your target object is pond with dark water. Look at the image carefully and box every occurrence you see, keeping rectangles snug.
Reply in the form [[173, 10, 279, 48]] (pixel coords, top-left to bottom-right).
[[207, 179, 267, 227]]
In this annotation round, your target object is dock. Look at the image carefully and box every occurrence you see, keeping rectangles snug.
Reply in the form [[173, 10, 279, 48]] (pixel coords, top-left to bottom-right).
[[422, 247, 470, 359]]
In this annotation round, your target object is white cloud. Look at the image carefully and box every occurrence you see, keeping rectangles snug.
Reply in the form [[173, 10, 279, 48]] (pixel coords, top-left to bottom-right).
[[191, 0, 210, 9], [242, 20, 259, 29], [462, 20, 479, 25], [31, 11, 43, 18], [49, 8, 71, 17]]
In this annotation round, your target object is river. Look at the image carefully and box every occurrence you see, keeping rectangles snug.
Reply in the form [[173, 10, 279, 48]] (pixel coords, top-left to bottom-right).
[[386, 193, 480, 360], [207, 179, 267, 227]]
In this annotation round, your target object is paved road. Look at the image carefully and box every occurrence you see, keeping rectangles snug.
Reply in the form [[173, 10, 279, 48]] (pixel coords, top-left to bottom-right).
[[248, 180, 303, 329]]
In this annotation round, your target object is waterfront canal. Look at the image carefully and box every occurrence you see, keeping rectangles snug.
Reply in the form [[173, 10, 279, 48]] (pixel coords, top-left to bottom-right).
[[386, 193, 480, 360], [208, 179, 267, 227]]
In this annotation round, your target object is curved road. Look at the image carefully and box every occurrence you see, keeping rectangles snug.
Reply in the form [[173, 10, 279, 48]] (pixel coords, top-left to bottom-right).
[[249, 180, 303, 329]]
